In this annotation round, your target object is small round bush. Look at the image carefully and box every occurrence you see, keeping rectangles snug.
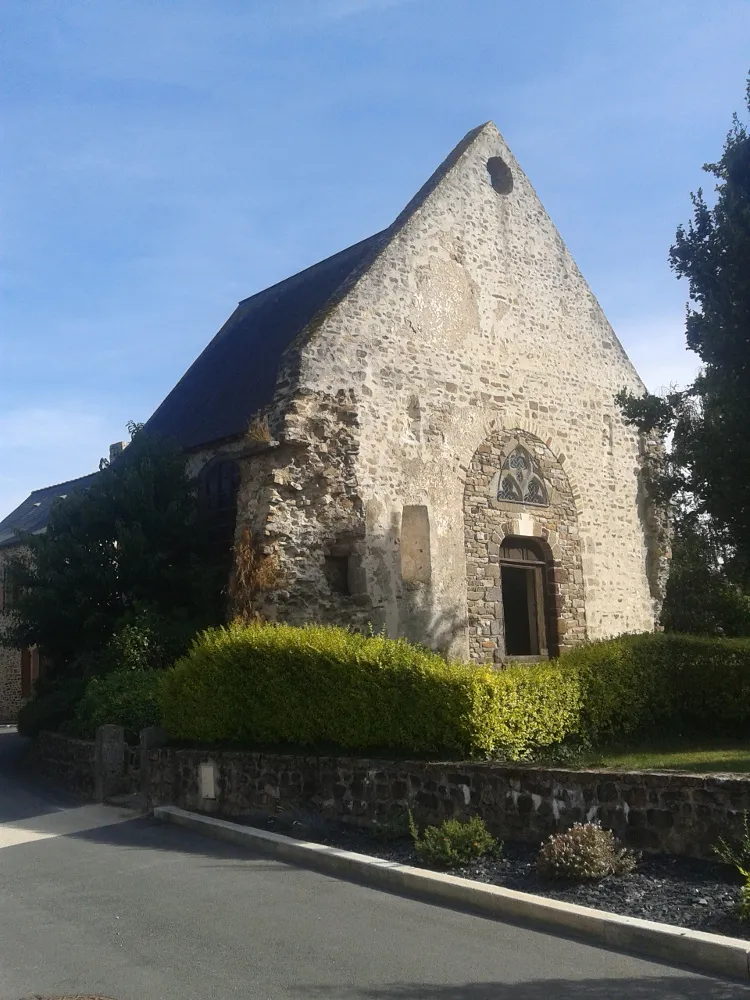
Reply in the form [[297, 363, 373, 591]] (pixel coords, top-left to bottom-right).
[[63, 669, 165, 741], [537, 822, 637, 880], [409, 813, 501, 869]]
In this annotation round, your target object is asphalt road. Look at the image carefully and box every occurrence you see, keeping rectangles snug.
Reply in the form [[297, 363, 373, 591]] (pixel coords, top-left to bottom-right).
[[1, 728, 749, 1000]]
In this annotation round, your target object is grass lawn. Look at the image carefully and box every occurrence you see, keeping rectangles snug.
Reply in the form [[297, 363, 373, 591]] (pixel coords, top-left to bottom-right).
[[584, 737, 750, 773]]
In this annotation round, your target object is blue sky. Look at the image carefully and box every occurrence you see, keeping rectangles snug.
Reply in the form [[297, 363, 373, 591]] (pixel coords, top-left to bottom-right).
[[2, 0, 749, 517]]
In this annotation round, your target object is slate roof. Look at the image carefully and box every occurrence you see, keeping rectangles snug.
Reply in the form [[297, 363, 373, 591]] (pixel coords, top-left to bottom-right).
[[141, 229, 390, 451], [0, 472, 99, 549], [0, 123, 493, 543], [141, 123, 490, 453]]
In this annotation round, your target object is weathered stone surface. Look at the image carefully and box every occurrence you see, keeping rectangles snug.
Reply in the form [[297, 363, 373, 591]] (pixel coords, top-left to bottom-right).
[[30, 731, 141, 800], [145, 747, 750, 861]]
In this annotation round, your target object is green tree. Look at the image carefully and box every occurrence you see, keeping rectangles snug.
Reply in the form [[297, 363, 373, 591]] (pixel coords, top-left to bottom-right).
[[660, 515, 750, 636], [618, 77, 750, 627], [1, 424, 227, 678]]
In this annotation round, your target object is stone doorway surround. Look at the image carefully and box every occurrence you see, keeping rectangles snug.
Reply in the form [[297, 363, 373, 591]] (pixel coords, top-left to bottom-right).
[[463, 429, 587, 664]]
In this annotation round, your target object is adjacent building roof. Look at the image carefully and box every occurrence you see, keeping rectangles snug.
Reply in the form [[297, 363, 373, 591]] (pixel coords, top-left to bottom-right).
[[0, 472, 99, 549]]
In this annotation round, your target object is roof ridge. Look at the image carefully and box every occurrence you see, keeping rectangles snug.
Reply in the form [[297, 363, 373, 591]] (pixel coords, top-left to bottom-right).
[[287, 122, 495, 351], [140, 123, 500, 453], [28, 470, 99, 497], [237, 230, 388, 308]]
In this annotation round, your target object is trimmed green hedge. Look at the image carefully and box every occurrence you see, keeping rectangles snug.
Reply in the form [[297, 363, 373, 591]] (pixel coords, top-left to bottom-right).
[[161, 622, 582, 758], [160, 625, 750, 759], [562, 632, 750, 742], [62, 669, 165, 741]]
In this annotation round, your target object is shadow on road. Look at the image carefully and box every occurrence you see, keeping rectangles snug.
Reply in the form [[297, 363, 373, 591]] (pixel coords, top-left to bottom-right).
[[0, 728, 83, 823], [70, 814, 291, 869], [293, 977, 750, 999]]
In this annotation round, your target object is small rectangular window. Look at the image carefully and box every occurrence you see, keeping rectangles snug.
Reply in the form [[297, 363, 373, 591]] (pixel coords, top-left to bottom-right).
[[401, 505, 432, 585]]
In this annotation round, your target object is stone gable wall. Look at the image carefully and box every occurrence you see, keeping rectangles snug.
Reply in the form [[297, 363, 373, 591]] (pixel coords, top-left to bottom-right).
[[243, 123, 663, 656]]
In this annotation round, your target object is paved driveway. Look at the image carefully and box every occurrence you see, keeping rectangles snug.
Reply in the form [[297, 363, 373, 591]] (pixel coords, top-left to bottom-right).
[[0, 727, 749, 1000]]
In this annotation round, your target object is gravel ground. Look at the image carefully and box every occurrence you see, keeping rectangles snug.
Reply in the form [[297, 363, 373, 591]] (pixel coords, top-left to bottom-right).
[[231, 809, 748, 940]]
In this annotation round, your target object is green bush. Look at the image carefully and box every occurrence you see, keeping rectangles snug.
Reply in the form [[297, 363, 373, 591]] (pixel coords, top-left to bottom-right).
[[159, 623, 750, 760], [17, 674, 89, 739], [560, 632, 750, 743], [161, 622, 583, 758], [714, 812, 750, 921], [63, 669, 164, 741], [408, 813, 501, 869], [537, 822, 638, 880]]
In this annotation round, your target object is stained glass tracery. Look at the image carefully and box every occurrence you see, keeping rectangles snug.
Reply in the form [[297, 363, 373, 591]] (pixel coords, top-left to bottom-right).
[[497, 446, 548, 506]]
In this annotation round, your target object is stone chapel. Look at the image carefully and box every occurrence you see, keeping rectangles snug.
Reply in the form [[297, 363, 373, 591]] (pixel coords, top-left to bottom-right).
[[0, 121, 664, 717]]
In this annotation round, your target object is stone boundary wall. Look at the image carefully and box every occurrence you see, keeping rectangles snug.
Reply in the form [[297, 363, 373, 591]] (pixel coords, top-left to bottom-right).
[[32, 731, 98, 798], [146, 748, 750, 861], [32, 729, 143, 800]]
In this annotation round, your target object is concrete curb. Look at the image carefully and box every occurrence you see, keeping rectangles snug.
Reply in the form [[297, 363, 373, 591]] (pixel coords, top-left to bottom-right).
[[154, 805, 750, 981]]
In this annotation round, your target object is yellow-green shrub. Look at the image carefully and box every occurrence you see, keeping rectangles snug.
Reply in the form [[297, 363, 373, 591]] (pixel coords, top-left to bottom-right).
[[161, 624, 750, 760], [409, 813, 501, 868], [161, 622, 582, 758]]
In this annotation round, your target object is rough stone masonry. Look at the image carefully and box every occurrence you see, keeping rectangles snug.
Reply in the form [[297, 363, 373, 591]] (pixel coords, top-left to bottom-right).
[[144, 746, 749, 862]]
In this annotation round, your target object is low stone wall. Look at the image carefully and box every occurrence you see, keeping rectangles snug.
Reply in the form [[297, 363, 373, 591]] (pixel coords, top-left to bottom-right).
[[146, 748, 750, 861], [33, 731, 97, 797], [32, 729, 142, 800]]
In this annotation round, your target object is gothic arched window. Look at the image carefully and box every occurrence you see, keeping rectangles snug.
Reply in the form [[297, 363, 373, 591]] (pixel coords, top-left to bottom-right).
[[497, 446, 549, 506]]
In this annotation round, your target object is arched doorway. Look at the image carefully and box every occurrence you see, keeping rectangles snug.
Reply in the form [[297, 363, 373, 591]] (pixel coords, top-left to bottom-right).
[[500, 537, 552, 658], [463, 429, 586, 664]]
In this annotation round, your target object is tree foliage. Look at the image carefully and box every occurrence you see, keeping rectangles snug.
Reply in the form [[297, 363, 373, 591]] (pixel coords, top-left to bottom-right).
[[660, 516, 750, 636], [1, 425, 227, 678], [618, 77, 750, 629]]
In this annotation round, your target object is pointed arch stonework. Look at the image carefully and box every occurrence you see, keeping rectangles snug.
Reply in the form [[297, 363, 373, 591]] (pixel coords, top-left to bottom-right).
[[463, 429, 587, 664]]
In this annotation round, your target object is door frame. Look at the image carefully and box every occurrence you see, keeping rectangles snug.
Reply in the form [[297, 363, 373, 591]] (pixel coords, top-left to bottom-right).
[[499, 554, 549, 661]]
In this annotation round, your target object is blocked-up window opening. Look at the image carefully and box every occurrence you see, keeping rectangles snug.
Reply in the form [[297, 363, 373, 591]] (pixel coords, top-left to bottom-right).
[[324, 554, 350, 595], [198, 459, 240, 550], [21, 648, 32, 699], [401, 505, 431, 585], [1, 563, 20, 612]]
